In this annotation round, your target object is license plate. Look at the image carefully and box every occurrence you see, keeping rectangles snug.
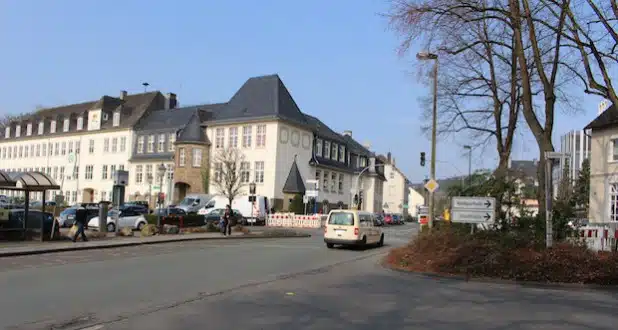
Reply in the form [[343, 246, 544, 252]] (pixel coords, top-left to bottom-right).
[[335, 229, 346, 232]]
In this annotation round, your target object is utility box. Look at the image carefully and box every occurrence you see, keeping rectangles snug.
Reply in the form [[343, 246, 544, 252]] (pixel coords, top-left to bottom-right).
[[113, 170, 129, 186]]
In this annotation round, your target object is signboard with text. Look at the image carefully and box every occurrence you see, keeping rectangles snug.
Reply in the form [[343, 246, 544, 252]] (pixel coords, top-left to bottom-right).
[[451, 196, 496, 224]]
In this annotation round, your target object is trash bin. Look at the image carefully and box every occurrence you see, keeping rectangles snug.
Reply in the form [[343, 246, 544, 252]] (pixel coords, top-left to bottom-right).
[[99, 201, 111, 232]]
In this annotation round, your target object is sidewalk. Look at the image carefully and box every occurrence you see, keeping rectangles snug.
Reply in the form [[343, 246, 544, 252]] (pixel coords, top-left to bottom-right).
[[0, 231, 250, 258]]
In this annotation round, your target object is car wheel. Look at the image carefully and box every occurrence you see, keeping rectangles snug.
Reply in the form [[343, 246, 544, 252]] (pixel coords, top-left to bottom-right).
[[326, 243, 334, 249], [107, 223, 116, 232], [137, 222, 146, 231], [361, 236, 367, 245], [377, 234, 384, 247]]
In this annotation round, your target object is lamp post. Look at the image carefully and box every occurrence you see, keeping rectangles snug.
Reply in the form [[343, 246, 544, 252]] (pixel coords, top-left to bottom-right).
[[156, 163, 166, 227], [417, 51, 439, 229], [147, 174, 153, 207], [249, 181, 256, 225], [463, 145, 472, 187]]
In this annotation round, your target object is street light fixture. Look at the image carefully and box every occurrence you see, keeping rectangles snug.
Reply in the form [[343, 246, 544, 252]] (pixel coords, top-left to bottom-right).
[[156, 163, 166, 227], [417, 51, 439, 229], [463, 145, 472, 187]]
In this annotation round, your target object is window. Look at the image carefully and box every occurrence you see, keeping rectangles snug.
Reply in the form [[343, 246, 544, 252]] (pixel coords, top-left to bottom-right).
[[42, 143, 46, 157], [167, 165, 174, 180], [63, 119, 69, 132], [15, 125, 21, 137], [611, 183, 618, 222], [137, 136, 144, 153], [242, 126, 252, 148], [88, 139, 95, 154], [113, 111, 120, 127], [338, 174, 344, 194], [111, 138, 118, 153], [119, 164, 124, 171], [215, 128, 224, 148], [324, 141, 331, 159], [339, 146, 345, 162], [179, 148, 186, 166], [68, 141, 74, 154], [53, 167, 58, 180], [612, 139, 618, 161], [214, 163, 222, 182], [147, 135, 154, 152], [61, 142, 67, 155], [256, 125, 266, 147], [390, 171, 395, 179], [229, 127, 238, 148], [24, 146, 28, 158], [85, 165, 93, 180], [192, 148, 202, 167], [76, 141, 80, 154], [38, 121, 44, 135], [73, 166, 79, 180], [71, 191, 77, 203], [50, 120, 56, 133], [331, 173, 337, 193], [60, 167, 64, 180], [168, 133, 176, 151], [360, 157, 367, 167], [77, 117, 83, 130], [102, 165, 108, 180], [120, 137, 126, 152], [4, 127, 9, 138], [146, 165, 153, 183], [101, 191, 107, 201], [103, 138, 109, 152], [323, 171, 329, 191], [54, 142, 59, 156], [332, 143, 338, 161], [254, 161, 264, 183], [158, 134, 165, 152], [110, 165, 116, 177], [26, 123, 32, 136], [316, 170, 321, 187], [135, 165, 143, 184], [240, 162, 250, 183]]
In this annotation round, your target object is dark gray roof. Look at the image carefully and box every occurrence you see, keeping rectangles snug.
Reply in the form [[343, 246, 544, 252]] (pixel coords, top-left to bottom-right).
[[210, 74, 308, 126], [342, 135, 373, 156], [134, 104, 222, 131], [177, 110, 209, 145], [585, 103, 616, 130], [302, 114, 346, 143], [282, 158, 306, 194]]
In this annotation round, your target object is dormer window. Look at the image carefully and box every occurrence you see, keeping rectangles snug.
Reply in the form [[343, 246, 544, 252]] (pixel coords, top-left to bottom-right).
[[77, 116, 84, 130], [112, 111, 120, 127], [63, 118, 69, 132], [38, 121, 44, 135], [324, 141, 331, 159], [4, 127, 9, 139], [26, 123, 32, 136], [15, 125, 21, 137], [339, 145, 345, 162], [332, 143, 338, 161], [315, 139, 323, 157], [50, 120, 57, 133]]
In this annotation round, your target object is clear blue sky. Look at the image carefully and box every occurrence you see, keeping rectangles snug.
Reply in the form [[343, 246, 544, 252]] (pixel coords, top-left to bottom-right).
[[0, 0, 603, 183]]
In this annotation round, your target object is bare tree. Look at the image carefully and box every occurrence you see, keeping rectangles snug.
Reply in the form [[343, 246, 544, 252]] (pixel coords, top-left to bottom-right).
[[212, 148, 246, 207]]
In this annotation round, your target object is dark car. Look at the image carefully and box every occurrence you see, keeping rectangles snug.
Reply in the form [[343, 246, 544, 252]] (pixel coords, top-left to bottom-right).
[[1, 209, 59, 235], [154, 207, 187, 217], [374, 214, 384, 226], [204, 208, 243, 225], [120, 204, 149, 215]]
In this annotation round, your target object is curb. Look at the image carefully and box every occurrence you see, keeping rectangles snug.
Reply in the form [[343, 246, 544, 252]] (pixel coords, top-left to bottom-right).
[[381, 260, 618, 292], [0, 233, 312, 258]]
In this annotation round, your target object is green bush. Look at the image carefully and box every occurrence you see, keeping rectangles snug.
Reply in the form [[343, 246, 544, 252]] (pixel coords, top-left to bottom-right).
[[161, 214, 205, 227], [288, 194, 304, 214], [145, 214, 158, 224], [206, 222, 219, 232]]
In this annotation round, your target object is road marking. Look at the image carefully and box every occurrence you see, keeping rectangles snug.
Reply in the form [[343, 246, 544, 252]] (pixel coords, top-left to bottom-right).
[[78, 325, 104, 330]]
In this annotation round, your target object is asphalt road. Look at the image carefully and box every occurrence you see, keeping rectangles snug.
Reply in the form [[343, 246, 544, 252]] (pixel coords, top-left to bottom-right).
[[1, 224, 617, 330]]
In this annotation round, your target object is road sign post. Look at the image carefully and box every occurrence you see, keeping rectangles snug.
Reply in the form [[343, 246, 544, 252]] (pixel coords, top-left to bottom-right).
[[450, 196, 496, 225]]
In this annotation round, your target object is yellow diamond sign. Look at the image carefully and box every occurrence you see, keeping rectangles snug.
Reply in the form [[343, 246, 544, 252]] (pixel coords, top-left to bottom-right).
[[424, 179, 439, 193]]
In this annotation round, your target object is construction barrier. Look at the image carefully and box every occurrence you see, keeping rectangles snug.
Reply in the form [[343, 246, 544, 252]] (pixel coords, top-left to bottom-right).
[[266, 213, 321, 228], [574, 225, 618, 252]]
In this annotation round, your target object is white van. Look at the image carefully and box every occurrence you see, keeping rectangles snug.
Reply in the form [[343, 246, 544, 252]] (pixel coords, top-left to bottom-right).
[[177, 194, 214, 214], [197, 195, 268, 225], [324, 209, 384, 248]]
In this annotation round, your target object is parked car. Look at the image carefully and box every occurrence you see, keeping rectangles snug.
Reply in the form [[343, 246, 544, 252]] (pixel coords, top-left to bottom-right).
[[204, 208, 243, 225], [373, 214, 384, 226], [384, 213, 394, 225], [57, 207, 100, 227], [88, 208, 147, 232], [153, 207, 187, 217], [1, 209, 60, 235], [392, 214, 403, 225], [120, 204, 149, 215]]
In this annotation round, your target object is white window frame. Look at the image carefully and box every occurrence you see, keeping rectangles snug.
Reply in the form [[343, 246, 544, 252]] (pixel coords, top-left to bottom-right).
[[137, 136, 144, 154], [168, 133, 176, 151], [26, 123, 32, 136], [63, 119, 69, 132], [323, 171, 329, 190], [4, 127, 9, 138], [179, 148, 186, 167], [77, 117, 84, 130], [85, 165, 94, 180], [120, 137, 126, 152], [324, 141, 331, 159], [15, 125, 21, 137], [113, 111, 120, 127], [256, 125, 266, 147], [240, 162, 251, 183], [242, 126, 252, 148], [102, 165, 108, 180], [338, 173, 344, 194], [158, 134, 165, 152], [610, 183, 618, 222], [215, 128, 225, 149], [229, 127, 238, 148], [214, 162, 222, 182], [111, 138, 118, 153], [192, 148, 202, 167], [103, 138, 110, 152], [254, 161, 264, 183], [332, 143, 338, 161], [50, 120, 56, 133], [89, 139, 95, 154], [331, 173, 337, 193], [147, 135, 155, 153], [316, 139, 322, 157], [339, 145, 345, 162], [38, 121, 44, 135], [135, 165, 143, 184]]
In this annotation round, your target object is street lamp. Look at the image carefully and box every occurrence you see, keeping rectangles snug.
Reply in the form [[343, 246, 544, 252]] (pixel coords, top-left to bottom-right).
[[156, 163, 166, 227], [249, 182, 256, 224], [147, 174, 153, 207], [417, 50, 439, 229], [463, 145, 472, 187]]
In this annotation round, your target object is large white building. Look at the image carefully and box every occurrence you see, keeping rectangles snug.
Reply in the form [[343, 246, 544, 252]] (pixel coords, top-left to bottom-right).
[[0, 74, 387, 213], [379, 152, 410, 216]]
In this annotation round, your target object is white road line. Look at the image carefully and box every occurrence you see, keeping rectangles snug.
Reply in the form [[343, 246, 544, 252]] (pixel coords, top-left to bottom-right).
[[78, 325, 104, 330]]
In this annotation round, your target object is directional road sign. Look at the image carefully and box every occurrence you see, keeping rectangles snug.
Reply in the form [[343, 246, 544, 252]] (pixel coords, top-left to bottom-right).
[[451, 196, 496, 224], [424, 179, 439, 193]]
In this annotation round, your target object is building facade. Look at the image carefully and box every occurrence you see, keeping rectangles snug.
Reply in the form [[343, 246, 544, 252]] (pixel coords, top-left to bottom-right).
[[380, 152, 410, 216], [551, 130, 592, 197]]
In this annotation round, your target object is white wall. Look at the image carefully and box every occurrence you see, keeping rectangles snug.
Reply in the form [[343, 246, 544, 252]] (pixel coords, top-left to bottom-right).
[[274, 122, 313, 200], [383, 164, 408, 215], [408, 187, 425, 217]]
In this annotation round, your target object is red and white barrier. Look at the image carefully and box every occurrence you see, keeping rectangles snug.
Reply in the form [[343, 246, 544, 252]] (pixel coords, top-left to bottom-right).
[[266, 213, 321, 228], [576, 225, 618, 251]]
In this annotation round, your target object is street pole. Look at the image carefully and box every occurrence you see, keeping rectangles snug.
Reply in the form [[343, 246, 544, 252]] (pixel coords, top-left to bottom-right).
[[544, 156, 553, 248], [467, 148, 472, 187], [428, 58, 438, 229]]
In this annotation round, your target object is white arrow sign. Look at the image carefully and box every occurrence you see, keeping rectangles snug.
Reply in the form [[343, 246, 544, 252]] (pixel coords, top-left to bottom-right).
[[451, 210, 494, 223], [451, 196, 496, 224], [451, 197, 494, 209]]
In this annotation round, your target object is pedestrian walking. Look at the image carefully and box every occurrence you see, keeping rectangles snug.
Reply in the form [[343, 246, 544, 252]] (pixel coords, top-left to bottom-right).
[[72, 204, 88, 242], [220, 205, 233, 236]]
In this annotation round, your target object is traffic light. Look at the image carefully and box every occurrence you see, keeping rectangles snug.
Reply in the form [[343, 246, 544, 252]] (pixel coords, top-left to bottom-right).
[[354, 194, 359, 205], [359, 190, 363, 201], [420, 152, 426, 167]]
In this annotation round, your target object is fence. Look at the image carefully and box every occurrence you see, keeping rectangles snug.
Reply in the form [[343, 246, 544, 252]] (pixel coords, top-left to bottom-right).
[[574, 224, 618, 252], [266, 213, 322, 228]]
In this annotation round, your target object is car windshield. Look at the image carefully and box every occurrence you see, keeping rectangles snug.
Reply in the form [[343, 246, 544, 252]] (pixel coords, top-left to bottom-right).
[[179, 198, 196, 206], [328, 212, 355, 226]]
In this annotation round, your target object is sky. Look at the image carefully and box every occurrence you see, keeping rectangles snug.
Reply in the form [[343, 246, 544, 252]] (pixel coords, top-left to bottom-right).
[[0, 0, 606, 183]]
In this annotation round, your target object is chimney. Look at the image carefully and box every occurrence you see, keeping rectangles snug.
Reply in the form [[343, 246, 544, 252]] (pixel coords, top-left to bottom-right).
[[599, 99, 611, 115], [393, 157, 396, 166], [387, 152, 392, 163], [165, 93, 178, 109], [343, 130, 352, 137], [363, 141, 371, 150], [120, 90, 127, 100]]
